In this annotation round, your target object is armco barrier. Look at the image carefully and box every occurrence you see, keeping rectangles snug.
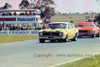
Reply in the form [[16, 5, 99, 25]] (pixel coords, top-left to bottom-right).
[[0, 30, 39, 36]]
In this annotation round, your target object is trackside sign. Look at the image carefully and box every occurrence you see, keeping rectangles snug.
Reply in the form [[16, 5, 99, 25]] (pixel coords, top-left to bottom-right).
[[17, 17, 35, 21], [0, 16, 36, 21], [0, 30, 38, 36]]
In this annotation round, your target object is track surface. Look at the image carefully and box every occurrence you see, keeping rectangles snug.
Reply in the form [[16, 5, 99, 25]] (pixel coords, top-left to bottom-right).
[[0, 37, 100, 67]]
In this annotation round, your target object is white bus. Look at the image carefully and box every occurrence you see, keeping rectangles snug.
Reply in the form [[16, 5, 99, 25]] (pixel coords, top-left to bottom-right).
[[0, 9, 42, 27]]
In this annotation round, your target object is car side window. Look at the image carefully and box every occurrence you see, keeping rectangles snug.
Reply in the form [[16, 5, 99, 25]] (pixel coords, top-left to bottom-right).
[[69, 24, 73, 29], [68, 24, 70, 29], [94, 24, 97, 28], [66, 24, 68, 29]]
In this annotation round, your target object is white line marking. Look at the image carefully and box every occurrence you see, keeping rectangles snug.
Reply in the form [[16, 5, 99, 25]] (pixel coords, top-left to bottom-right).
[[49, 52, 100, 67]]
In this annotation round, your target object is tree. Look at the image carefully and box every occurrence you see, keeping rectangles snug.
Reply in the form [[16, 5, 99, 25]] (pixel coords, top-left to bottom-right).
[[95, 13, 100, 24], [84, 12, 88, 15], [0, 3, 12, 10], [19, 0, 30, 9], [76, 12, 79, 14], [19, 0, 55, 20]]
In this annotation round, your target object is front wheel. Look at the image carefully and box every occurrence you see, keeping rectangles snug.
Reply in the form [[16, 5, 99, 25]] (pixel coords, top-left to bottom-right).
[[91, 34, 95, 38], [50, 40, 55, 42], [39, 39, 45, 43], [72, 34, 77, 41], [62, 35, 68, 42]]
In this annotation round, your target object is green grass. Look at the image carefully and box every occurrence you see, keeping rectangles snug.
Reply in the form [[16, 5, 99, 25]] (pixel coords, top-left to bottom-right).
[[0, 36, 38, 44], [57, 55, 100, 67], [51, 14, 97, 25]]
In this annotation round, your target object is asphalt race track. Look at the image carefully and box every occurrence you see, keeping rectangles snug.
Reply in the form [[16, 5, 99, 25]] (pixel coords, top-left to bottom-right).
[[0, 37, 100, 67]]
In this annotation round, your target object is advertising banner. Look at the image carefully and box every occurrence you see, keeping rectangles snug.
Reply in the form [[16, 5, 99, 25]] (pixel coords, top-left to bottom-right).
[[0, 30, 38, 36]]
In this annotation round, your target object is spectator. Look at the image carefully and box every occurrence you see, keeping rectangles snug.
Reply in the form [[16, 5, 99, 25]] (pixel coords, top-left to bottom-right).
[[9, 25, 14, 30], [33, 13, 36, 15], [9, 13, 12, 16], [24, 12, 28, 15], [29, 26, 32, 30], [28, 11, 32, 16], [22, 25, 27, 30], [2, 13, 6, 16], [19, 13, 25, 15], [0, 24, 2, 30], [42, 22, 47, 29], [17, 25, 21, 30], [13, 12, 17, 16]]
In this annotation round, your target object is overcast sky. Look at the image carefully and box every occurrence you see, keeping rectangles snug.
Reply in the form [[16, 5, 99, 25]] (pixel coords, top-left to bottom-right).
[[0, 0, 100, 13]]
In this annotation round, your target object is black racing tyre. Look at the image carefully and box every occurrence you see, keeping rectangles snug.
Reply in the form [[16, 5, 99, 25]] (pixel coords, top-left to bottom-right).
[[72, 34, 77, 41], [58, 39, 62, 42], [50, 40, 55, 42], [39, 39, 45, 43], [91, 34, 95, 38], [96, 32, 100, 37], [62, 35, 68, 42]]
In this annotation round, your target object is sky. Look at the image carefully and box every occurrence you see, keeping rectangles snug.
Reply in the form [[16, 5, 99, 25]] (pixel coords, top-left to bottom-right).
[[0, 0, 100, 13]]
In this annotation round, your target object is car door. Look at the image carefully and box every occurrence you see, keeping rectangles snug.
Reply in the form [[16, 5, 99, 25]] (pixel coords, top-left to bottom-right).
[[68, 24, 73, 39], [69, 23, 76, 39], [94, 24, 99, 34]]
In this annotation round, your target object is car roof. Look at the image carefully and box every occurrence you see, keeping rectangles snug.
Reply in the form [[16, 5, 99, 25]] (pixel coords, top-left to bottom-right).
[[77, 22, 94, 25], [49, 22, 70, 24]]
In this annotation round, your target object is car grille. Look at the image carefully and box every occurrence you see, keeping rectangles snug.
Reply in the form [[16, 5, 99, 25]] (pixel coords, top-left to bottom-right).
[[43, 32, 61, 36], [79, 30, 88, 33]]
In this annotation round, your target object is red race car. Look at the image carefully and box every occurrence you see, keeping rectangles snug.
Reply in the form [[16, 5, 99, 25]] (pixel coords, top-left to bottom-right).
[[76, 22, 100, 38]]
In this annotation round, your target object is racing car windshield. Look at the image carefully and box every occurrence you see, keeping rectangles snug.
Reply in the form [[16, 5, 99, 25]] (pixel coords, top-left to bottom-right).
[[77, 25, 94, 27], [47, 24, 66, 29]]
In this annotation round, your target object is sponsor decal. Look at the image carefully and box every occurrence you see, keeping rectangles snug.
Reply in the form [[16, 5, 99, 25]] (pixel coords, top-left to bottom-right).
[[0, 31, 38, 36], [17, 17, 35, 21], [0, 18, 16, 21], [0, 17, 36, 21]]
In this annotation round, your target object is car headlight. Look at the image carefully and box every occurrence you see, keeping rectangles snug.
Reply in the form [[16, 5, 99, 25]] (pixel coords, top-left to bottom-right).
[[59, 32, 63, 36], [39, 32, 43, 36], [90, 30, 92, 33]]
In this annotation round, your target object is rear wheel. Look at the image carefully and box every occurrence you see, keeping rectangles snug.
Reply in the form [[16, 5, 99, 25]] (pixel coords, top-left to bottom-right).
[[96, 32, 100, 37], [39, 39, 45, 43]]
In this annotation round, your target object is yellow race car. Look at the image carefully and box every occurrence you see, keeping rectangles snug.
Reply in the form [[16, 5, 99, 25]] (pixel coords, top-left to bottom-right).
[[39, 22, 78, 43]]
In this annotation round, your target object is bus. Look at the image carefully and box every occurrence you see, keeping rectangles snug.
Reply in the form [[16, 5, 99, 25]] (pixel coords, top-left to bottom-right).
[[0, 9, 42, 30]]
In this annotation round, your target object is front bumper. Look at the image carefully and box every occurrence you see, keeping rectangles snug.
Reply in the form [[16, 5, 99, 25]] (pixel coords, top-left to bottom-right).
[[79, 32, 92, 36], [39, 36, 63, 40]]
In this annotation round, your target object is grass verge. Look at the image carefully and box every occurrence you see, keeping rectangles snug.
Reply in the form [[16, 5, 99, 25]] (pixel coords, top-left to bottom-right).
[[51, 14, 97, 25], [0, 36, 38, 44], [57, 55, 100, 67]]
